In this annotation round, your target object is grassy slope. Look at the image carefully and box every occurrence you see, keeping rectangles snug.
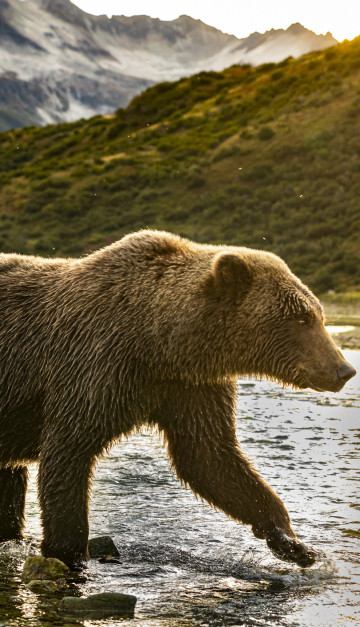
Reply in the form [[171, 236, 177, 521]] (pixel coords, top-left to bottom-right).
[[0, 37, 360, 292]]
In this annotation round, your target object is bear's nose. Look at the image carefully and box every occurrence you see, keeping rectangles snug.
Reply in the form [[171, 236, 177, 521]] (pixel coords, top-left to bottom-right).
[[337, 363, 357, 383]]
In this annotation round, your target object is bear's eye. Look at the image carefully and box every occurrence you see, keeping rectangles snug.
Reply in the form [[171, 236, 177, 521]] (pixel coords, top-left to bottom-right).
[[297, 314, 310, 325]]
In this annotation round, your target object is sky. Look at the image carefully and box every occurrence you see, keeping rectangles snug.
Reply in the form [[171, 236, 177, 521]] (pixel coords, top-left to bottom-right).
[[72, 0, 360, 43]]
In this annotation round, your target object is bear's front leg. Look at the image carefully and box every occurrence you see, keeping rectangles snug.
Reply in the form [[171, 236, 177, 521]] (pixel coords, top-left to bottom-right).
[[0, 467, 28, 541], [38, 442, 95, 567], [157, 381, 317, 568]]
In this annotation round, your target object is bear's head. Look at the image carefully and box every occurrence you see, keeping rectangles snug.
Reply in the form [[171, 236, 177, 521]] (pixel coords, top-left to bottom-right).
[[210, 249, 356, 393]]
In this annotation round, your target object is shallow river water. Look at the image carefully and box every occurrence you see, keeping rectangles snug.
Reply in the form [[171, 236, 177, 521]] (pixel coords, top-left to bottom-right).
[[0, 350, 359, 627]]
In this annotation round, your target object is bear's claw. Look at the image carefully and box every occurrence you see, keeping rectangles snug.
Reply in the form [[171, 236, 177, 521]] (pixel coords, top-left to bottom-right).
[[266, 528, 317, 568]]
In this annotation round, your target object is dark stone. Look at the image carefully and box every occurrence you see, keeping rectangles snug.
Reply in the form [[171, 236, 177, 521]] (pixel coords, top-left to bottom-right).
[[88, 536, 119, 559], [26, 578, 67, 593], [59, 592, 137, 619]]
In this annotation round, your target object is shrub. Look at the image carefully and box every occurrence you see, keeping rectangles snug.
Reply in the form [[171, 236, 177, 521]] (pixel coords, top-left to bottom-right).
[[258, 126, 275, 141]]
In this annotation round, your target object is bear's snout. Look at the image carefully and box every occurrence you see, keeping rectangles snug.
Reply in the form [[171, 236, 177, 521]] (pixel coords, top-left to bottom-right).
[[308, 357, 356, 393], [336, 362, 357, 385], [295, 322, 357, 393]]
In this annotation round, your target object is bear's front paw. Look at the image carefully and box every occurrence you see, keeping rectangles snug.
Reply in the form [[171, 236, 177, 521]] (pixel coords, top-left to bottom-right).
[[266, 528, 317, 568]]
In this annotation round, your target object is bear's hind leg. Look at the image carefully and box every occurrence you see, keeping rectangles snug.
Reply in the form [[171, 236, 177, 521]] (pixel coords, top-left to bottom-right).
[[0, 467, 28, 541]]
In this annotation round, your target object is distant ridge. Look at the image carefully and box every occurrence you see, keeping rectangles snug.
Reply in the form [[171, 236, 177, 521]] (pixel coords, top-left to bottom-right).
[[0, 0, 337, 130]]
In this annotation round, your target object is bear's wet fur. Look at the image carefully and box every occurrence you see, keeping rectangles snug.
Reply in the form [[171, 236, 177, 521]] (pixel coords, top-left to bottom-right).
[[0, 230, 356, 567]]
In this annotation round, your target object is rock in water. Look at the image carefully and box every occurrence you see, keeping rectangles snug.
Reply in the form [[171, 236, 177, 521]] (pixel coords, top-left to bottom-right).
[[22, 556, 70, 583], [25, 578, 67, 593], [88, 536, 119, 558], [59, 592, 137, 619]]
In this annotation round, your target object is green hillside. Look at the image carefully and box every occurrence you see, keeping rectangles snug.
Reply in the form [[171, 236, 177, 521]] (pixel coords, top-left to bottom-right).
[[0, 36, 360, 292]]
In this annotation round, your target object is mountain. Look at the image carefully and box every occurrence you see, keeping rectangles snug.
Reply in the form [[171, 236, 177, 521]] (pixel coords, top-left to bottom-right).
[[0, 36, 359, 293], [0, 0, 337, 130]]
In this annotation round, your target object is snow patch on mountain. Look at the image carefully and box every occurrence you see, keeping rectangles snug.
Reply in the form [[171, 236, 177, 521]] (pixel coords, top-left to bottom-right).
[[0, 0, 337, 129]]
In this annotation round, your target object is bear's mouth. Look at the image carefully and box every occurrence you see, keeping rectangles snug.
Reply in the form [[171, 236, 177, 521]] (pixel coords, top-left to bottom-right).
[[296, 381, 327, 393], [307, 383, 326, 392], [293, 367, 352, 394], [290, 377, 337, 394], [305, 378, 347, 394]]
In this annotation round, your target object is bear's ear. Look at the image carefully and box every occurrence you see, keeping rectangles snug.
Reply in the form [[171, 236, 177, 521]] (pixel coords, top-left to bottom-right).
[[211, 251, 252, 298]]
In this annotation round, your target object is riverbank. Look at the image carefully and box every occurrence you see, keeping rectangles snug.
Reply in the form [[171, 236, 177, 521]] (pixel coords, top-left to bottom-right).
[[321, 293, 360, 350], [328, 326, 360, 350]]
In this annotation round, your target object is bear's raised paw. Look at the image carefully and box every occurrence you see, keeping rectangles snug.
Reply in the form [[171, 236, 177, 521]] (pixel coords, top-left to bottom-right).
[[266, 528, 317, 568]]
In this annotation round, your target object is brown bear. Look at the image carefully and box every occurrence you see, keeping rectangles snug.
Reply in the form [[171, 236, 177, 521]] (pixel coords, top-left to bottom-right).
[[0, 230, 356, 568]]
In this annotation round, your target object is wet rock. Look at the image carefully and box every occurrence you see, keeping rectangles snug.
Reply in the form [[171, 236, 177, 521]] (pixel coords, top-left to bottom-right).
[[21, 556, 70, 583], [98, 556, 122, 564], [88, 536, 119, 559], [25, 578, 67, 593], [59, 592, 137, 619]]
